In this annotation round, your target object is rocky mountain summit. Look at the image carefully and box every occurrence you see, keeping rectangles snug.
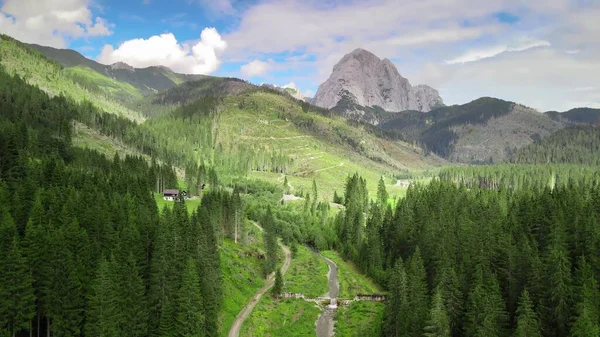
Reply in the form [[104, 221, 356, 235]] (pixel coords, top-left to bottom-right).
[[313, 48, 443, 124]]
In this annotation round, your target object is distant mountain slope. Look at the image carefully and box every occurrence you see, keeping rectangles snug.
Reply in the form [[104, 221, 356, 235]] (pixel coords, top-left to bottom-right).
[[546, 108, 600, 125], [0, 34, 144, 121], [381, 97, 565, 163], [508, 125, 600, 165], [28, 43, 204, 95], [140, 88, 446, 199], [131, 76, 256, 118]]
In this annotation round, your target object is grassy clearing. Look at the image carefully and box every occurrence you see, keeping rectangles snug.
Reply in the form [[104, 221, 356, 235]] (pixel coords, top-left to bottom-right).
[[153, 193, 202, 213], [218, 91, 444, 201], [240, 298, 321, 337], [219, 224, 266, 337], [320, 251, 381, 298], [335, 301, 384, 337], [64, 65, 143, 101], [73, 122, 146, 158], [283, 245, 329, 298]]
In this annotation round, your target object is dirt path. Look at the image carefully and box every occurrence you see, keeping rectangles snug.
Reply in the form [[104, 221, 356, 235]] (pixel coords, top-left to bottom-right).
[[227, 224, 292, 337]]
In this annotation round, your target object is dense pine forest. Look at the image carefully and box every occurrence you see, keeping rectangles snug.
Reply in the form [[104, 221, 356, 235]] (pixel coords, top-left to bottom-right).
[[333, 172, 600, 336], [509, 126, 600, 165]]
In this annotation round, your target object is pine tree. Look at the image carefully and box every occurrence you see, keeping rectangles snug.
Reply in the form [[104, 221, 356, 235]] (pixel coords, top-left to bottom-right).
[[377, 176, 389, 209], [85, 258, 119, 337], [311, 179, 318, 214], [514, 289, 541, 337], [424, 286, 451, 337], [571, 256, 600, 337], [383, 258, 409, 337], [157, 297, 175, 337], [272, 269, 283, 298], [0, 236, 35, 337], [407, 247, 429, 336], [439, 266, 463, 336], [117, 253, 148, 337], [175, 258, 205, 337]]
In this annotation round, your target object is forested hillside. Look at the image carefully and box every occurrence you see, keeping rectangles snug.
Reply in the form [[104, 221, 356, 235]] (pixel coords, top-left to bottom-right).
[[0, 65, 250, 337], [546, 108, 600, 126], [509, 126, 600, 165], [332, 170, 600, 337]]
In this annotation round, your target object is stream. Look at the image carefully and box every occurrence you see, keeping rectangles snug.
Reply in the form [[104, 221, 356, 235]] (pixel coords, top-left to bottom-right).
[[316, 254, 339, 337]]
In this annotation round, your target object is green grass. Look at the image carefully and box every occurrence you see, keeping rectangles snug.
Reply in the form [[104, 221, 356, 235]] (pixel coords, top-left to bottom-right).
[[153, 193, 202, 213], [219, 224, 266, 337], [283, 245, 329, 298], [0, 35, 144, 122], [64, 65, 143, 101], [216, 92, 444, 201], [240, 298, 321, 337], [321, 251, 381, 298], [73, 122, 146, 158], [335, 301, 384, 337]]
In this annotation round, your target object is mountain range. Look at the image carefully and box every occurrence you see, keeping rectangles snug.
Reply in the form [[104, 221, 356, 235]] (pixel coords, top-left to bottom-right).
[[4, 34, 600, 166]]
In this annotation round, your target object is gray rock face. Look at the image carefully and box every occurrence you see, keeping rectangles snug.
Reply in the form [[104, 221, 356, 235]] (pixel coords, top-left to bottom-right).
[[313, 48, 443, 118], [110, 62, 134, 72], [411, 84, 444, 111]]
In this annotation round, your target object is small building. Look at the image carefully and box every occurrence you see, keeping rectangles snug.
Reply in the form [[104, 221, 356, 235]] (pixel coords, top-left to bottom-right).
[[162, 189, 179, 201]]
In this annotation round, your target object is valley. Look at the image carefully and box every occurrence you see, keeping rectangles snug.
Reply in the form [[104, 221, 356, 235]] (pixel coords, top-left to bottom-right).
[[1, 28, 600, 337]]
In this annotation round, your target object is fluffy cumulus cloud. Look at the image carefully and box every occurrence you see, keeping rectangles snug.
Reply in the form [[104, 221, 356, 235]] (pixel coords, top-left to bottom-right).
[[97, 28, 227, 74], [240, 59, 272, 77], [0, 0, 113, 48]]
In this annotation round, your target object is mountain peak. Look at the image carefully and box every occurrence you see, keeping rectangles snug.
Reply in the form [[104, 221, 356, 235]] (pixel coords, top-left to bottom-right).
[[313, 48, 443, 123], [110, 61, 134, 72]]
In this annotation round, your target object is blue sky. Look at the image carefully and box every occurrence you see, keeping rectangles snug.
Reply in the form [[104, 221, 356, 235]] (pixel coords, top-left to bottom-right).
[[1, 0, 599, 111]]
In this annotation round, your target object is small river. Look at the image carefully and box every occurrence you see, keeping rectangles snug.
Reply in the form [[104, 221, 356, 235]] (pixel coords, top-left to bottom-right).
[[316, 254, 339, 337]]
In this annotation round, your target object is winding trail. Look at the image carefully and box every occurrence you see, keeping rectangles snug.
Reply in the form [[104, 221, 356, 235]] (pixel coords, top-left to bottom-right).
[[227, 223, 292, 337]]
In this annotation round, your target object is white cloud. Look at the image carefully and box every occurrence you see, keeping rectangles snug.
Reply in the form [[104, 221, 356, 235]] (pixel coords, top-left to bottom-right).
[[240, 59, 272, 77], [0, 0, 113, 48], [411, 48, 600, 111], [97, 27, 227, 75], [445, 40, 551, 64], [216, 0, 600, 110]]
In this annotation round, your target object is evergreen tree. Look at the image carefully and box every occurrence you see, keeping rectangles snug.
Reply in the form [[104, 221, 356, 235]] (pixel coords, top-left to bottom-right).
[[383, 258, 409, 337], [117, 254, 148, 337], [377, 176, 389, 209], [85, 258, 119, 337], [157, 297, 175, 337], [0, 236, 35, 337], [424, 286, 451, 337], [175, 258, 205, 337], [272, 269, 283, 298], [514, 289, 541, 337], [407, 247, 429, 337]]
